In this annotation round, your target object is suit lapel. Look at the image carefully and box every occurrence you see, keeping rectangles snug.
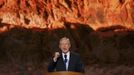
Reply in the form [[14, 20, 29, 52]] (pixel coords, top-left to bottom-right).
[[68, 52, 73, 70]]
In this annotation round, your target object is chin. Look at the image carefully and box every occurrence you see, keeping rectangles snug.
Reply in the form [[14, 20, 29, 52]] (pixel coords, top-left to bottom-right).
[[63, 51, 69, 53]]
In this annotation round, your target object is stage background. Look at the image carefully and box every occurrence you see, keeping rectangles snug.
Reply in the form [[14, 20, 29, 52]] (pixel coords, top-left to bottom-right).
[[0, 0, 134, 75]]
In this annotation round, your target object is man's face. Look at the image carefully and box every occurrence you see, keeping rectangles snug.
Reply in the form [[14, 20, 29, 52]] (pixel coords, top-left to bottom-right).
[[59, 39, 71, 54]]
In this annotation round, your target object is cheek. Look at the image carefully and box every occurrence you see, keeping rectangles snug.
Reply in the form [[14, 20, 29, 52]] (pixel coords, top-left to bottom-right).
[[67, 45, 71, 48]]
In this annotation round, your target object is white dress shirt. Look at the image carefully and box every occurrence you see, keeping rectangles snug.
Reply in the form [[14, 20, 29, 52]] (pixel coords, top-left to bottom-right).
[[62, 51, 70, 70]]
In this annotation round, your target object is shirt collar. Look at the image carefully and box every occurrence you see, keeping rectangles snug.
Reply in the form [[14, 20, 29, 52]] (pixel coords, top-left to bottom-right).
[[62, 51, 70, 59]]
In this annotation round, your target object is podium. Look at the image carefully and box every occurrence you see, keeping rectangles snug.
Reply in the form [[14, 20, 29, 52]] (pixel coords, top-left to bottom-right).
[[47, 71, 84, 75]]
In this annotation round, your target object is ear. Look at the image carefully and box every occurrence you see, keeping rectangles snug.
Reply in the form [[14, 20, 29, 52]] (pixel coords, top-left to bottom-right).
[[69, 43, 71, 48]]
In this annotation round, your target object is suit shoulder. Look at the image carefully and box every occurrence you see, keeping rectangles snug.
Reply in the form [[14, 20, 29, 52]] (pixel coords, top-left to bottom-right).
[[71, 51, 80, 57]]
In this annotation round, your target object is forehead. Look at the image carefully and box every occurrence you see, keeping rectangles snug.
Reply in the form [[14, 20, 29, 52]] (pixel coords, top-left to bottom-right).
[[59, 38, 70, 43]]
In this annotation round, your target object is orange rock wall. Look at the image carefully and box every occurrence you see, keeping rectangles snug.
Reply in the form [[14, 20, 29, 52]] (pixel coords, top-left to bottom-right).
[[0, 0, 134, 31]]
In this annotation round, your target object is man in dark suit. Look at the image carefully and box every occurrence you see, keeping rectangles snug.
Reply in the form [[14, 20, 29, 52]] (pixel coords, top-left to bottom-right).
[[48, 37, 84, 73]]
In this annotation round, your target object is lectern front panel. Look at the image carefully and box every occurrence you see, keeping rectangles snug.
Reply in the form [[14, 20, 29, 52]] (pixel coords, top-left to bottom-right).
[[48, 71, 84, 75]]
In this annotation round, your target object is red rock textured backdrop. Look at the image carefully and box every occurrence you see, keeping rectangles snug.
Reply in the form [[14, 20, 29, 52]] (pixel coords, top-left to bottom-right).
[[0, 0, 134, 31], [0, 0, 134, 75]]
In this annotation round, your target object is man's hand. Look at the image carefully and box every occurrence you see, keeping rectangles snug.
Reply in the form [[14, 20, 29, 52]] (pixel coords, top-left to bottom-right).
[[53, 52, 60, 62]]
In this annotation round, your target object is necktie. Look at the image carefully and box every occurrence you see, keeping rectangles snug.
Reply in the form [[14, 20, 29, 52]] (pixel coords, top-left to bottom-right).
[[64, 55, 67, 64], [64, 54, 68, 70]]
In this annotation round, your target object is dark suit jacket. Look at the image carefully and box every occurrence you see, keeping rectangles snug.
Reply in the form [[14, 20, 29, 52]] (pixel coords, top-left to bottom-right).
[[48, 51, 84, 73]]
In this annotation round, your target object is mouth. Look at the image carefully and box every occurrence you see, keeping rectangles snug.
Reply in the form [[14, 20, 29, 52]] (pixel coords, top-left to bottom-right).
[[63, 48, 68, 51]]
